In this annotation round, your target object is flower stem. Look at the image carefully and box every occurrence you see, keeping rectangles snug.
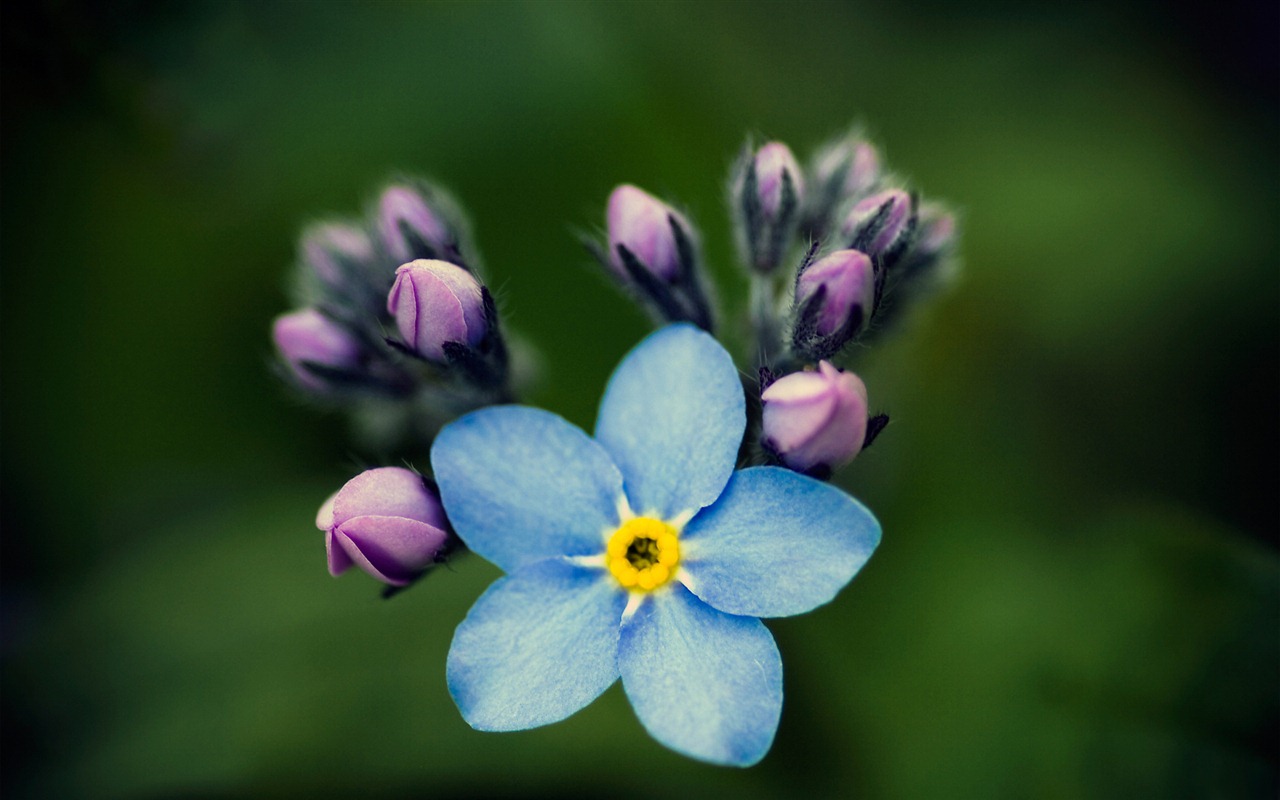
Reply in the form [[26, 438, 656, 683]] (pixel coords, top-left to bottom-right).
[[748, 272, 782, 369]]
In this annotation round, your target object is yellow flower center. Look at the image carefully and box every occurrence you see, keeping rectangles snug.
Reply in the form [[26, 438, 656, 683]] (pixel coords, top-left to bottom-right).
[[606, 517, 680, 591]]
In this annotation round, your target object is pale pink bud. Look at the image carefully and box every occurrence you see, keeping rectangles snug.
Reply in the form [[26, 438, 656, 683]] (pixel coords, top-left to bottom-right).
[[271, 309, 363, 390], [317, 467, 451, 586], [762, 362, 869, 473]]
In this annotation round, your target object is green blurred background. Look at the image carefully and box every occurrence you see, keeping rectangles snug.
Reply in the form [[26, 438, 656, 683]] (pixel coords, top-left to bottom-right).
[[2, 1, 1276, 797]]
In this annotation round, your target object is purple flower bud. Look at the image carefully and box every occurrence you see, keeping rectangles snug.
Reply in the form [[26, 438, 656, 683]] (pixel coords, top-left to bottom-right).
[[300, 222, 375, 286], [377, 184, 453, 263], [387, 259, 487, 361], [762, 361, 869, 473], [915, 202, 957, 257], [796, 249, 875, 337], [815, 138, 880, 198], [750, 141, 805, 219], [271, 309, 363, 390], [732, 141, 805, 273], [841, 189, 914, 258], [317, 467, 451, 586], [606, 184, 686, 283], [841, 189, 914, 257]]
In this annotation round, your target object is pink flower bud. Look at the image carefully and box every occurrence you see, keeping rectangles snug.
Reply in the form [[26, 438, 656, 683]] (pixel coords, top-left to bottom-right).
[[841, 189, 914, 257], [377, 185, 452, 263], [761, 362, 869, 473], [300, 222, 374, 286], [387, 259, 487, 361], [271, 309, 363, 390], [606, 184, 686, 282], [750, 141, 805, 219], [316, 467, 451, 586], [796, 249, 875, 337], [916, 202, 957, 257], [815, 139, 880, 198]]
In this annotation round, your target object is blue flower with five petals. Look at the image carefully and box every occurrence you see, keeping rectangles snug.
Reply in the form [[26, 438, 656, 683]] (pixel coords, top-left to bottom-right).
[[430, 324, 880, 766]]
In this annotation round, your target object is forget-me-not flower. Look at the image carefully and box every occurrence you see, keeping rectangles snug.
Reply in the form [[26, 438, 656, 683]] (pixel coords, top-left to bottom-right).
[[430, 324, 881, 766]]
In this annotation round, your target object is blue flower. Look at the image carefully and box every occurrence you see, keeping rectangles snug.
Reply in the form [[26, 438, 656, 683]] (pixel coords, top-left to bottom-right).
[[430, 324, 881, 766]]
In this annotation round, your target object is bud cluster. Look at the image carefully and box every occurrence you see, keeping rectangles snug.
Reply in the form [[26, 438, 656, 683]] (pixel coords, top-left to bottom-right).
[[580, 128, 958, 478], [272, 179, 510, 410], [271, 180, 521, 591]]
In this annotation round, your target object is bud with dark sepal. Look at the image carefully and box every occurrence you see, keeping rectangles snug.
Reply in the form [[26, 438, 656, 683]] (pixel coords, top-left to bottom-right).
[[376, 181, 470, 267], [868, 201, 961, 335], [386, 259, 508, 389], [897, 201, 958, 285], [317, 467, 454, 587], [840, 188, 917, 267], [293, 220, 390, 318], [814, 138, 880, 199], [731, 140, 805, 272], [761, 361, 871, 478], [790, 248, 875, 362], [606, 184, 685, 282], [586, 184, 715, 332], [300, 221, 376, 287], [802, 134, 881, 241], [915, 203, 957, 258], [387, 259, 487, 360], [272, 308, 365, 391]]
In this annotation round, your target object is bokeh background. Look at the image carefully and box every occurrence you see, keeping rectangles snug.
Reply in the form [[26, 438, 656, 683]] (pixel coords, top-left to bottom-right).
[[3, 1, 1276, 797]]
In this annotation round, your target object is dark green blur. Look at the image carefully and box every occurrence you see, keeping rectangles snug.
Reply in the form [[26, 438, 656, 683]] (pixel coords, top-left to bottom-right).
[[2, 1, 1276, 797]]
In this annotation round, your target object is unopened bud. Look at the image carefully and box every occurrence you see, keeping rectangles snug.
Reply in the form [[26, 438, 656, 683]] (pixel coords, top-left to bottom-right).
[[606, 184, 686, 282], [377, 184, 454, 264], [871, 202, 960, 334], [796, 248, 874, 337], [387, 259, 487, 362], [914, 202, 957, 259], [815, 138, 880, 199], [801, 136, 882, 241], [762, 361, 869, 475], [750, 142, 804, 220], [841, 189, 916, 261], [733, 141, 804, 272], [316, 467, 451, 586], [300, 222, 375, 287], [272, 309, 363, 390]]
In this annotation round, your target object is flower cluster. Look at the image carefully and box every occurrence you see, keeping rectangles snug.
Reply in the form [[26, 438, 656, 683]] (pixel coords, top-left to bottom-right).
[[273, 128, 957, 765]]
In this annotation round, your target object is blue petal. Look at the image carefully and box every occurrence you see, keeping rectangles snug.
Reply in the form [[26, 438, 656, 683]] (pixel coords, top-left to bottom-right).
[[680, 467, 880, 618], [594, 324, 745, 520], [431, 406, 624, 572], [448, 559, 626, 731], [618, 584, 781, 767]]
